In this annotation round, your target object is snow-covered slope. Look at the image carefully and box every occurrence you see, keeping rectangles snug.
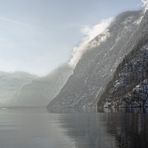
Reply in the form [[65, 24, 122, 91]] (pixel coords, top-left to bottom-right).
[[48, 10, 143, 112]]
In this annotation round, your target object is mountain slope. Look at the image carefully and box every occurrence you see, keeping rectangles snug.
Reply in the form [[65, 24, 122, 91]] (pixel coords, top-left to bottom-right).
[[14, 64, 73, 107], [48, 10, 143, 112], [0, 72, 37, 106], [97, 9, 148, 111]]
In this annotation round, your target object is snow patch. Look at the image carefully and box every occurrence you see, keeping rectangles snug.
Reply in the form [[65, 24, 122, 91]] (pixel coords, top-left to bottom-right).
[[88, 29, 110, 48], [134, 16, 144, 24], [69, 18, 113, 67]]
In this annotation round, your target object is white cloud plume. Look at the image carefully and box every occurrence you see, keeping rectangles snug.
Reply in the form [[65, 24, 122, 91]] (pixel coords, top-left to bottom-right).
[[141, 0, 148, 12], [69, 18, 113, 67]]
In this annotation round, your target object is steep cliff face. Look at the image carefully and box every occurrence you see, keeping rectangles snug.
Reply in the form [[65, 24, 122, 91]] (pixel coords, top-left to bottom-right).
[[98, 10, 148, 111], [48, 10, 143, 112], [98, 44, 148, 111], [14, 64, 73, 107]]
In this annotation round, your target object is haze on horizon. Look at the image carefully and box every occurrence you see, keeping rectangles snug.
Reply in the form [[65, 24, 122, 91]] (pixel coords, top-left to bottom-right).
[[0, 0, 142, 76]]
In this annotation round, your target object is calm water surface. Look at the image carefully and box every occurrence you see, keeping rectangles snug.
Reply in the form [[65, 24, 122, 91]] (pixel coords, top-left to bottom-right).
[[0, 108, 147, 148]]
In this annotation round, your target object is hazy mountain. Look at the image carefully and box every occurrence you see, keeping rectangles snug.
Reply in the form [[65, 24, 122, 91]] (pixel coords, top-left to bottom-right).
[[48, 10, 145, 112], [0, 71, 37, 107], [14, 64, 73, 107]]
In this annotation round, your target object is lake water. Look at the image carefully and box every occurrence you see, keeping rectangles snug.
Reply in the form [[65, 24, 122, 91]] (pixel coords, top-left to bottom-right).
[[0, 108, 147, 148]]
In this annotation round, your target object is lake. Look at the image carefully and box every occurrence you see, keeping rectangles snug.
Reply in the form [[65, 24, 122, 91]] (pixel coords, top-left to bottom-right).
[[0, 108, 147, 148]]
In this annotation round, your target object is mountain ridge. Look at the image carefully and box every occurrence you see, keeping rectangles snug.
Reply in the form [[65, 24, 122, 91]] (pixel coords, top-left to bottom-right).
[[47, 9, 145, 112], [97, 9, 148, 111], [14, 64, 73, 107]]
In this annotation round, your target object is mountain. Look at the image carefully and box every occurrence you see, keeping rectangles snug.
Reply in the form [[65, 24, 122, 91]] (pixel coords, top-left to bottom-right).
[[47, 10, 145, 112], [14, 64, 73, 107], [97, 9, 148, 112], [0, 71, 37, 107]]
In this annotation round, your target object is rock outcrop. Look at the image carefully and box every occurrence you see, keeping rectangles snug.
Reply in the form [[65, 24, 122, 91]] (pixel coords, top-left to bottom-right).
[[97, 9, 148, 112]]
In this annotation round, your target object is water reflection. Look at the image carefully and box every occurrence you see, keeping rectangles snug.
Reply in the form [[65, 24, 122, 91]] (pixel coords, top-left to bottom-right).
[[0, 108, 75, 148], [58, 113, 148, 148], [106, 113, 148, 148], [0, 108, 147, 148]]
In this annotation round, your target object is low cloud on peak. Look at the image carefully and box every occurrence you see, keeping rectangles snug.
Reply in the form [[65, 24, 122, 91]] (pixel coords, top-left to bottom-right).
[[69, 18, 113, 67], [141, 0, 148, 12]]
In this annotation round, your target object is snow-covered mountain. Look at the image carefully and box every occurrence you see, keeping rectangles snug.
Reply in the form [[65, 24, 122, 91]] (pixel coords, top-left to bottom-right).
[[48, 10, 146, 112]]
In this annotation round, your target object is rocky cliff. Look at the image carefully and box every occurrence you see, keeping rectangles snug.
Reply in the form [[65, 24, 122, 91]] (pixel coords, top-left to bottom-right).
[[98, 10, 148, 111]]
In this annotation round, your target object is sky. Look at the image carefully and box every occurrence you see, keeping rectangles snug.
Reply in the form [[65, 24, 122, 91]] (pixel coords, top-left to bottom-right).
[[0, 0, 143, 76]]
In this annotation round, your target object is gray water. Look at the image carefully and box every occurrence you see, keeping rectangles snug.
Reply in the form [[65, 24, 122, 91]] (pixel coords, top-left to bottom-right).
[[0, 108, 147, 148]]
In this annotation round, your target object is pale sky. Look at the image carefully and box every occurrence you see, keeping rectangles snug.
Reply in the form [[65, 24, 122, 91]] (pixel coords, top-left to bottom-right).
[[0, 0, 142, 76]]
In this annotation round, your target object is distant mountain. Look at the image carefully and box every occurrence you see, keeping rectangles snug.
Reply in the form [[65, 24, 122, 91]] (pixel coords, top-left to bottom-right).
[[47, 10, 145, 112], [0, 71, 37, 107], [14, 64, 73, 107]]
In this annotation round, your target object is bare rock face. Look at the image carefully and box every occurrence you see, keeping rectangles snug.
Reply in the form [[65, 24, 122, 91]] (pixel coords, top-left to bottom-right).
[[48, 10, 144, 113], [97, 10, 148, 112], [97, 44, 148, 111]]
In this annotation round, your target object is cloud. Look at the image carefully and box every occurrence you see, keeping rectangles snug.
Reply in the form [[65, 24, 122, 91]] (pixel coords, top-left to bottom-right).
[[0, 17, 30, 27], [141, 0, 148, 12], [69, 18, 113, 67]]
